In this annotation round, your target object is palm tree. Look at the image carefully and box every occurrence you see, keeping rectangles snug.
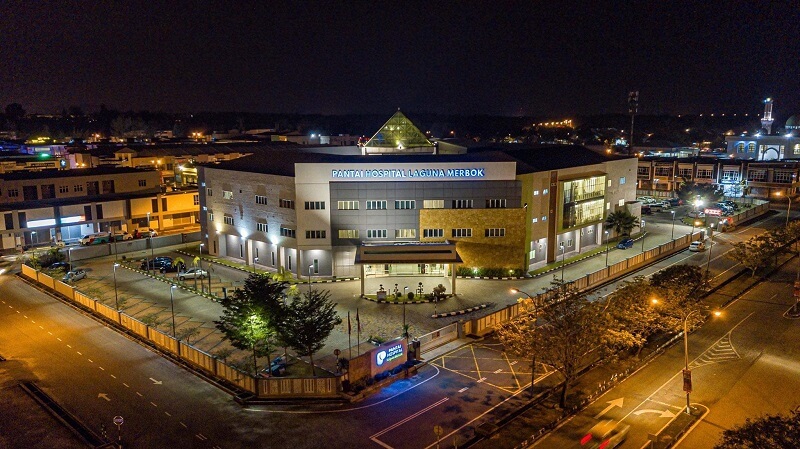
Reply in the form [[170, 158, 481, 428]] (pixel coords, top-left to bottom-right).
[[605, 209, 640, 236]]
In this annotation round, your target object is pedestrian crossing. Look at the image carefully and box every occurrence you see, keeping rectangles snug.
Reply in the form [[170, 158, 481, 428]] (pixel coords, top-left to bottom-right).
[[689, 332, 740, 369]]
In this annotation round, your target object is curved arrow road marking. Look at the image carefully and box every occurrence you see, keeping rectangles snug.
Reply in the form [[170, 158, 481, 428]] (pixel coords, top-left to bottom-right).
[[633, 409, 676, 418]]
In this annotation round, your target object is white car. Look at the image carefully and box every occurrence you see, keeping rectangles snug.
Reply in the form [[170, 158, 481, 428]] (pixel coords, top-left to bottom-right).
[[689, 241, 707, 252], [178, 268, 208, 280], [687, 210, 706, 218]]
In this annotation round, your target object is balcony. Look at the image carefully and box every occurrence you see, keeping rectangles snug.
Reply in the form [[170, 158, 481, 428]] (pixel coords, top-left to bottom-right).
[[569, 189, 605, 203]]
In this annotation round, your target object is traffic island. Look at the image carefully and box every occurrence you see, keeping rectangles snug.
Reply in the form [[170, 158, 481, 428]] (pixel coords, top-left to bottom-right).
[[649, 404, 709, 449]]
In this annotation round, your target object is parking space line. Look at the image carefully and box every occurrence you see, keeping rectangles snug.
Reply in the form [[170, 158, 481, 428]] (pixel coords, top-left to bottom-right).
[[470, 345, 482, 381], [503, 351, 521, 391]]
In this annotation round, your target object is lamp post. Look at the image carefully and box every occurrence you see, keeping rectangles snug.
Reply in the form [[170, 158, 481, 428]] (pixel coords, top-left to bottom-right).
[[641, 219, 646, 252], [169, 285, 177, 338], [199, 243, 205, 294], [308, 264, 314, 294], [113, 263, 120, 310], [510, 288, 538, 398], [560, 243, 566, 282], [670, 210, 676, 240], [604, 230, 610, 267], [705, 222, 715, 278], [403, 286, 409, 341]]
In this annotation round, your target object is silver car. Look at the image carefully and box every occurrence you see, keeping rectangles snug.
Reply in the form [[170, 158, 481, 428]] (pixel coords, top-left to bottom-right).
[[178, 268, 208, 280], [63, 269, 87, 282]]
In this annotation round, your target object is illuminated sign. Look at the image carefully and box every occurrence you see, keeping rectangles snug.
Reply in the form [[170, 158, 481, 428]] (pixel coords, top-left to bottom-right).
[[332, 168, 485, 179], [376, 343, 404, 366], [704, 208, 722, 216]]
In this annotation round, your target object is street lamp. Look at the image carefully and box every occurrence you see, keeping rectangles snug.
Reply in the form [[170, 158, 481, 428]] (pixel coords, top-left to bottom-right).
[[641, 219, 646, 252], [113, 263, 120, 310], [308, 264, 314, 294], [559, 242, 566, 282], [776, 191, 793, 226], [604, 230, 610, 267], [670, 210, 676, 240], [705, 222, 715, 278], [199, 243, 205, 293], [169, 285, 177, 338], [509, 288, 539, 398], [403, 286, 409, 341]]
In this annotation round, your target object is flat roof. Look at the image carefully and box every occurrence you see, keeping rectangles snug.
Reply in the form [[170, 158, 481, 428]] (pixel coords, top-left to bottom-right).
[[355, 242, 463, 264], [0, 166, 158, 181]]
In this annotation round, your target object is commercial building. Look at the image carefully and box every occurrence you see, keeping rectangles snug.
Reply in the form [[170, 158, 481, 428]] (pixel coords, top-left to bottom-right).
[[199, 114, 637, 284], [0, 167, 199, 251]]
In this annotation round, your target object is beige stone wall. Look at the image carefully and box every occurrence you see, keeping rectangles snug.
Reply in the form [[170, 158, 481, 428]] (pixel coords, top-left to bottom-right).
[[419, 208, 526, 269]]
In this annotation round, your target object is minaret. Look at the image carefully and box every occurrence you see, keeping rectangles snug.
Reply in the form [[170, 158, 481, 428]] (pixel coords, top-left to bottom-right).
[[761, 98, 774, 134]]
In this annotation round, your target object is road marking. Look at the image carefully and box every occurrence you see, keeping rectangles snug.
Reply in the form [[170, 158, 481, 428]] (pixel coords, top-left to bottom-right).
[[56, 338, 62, 341], [67, 345, 72, 348], [98, 393, 110, 401], [493, 369, 503, 373], [510, 360, 518, 366], [470, 345, 482, 380], [30, 319, 34, 322], [633, 408, 676, 418], [39, 325, 44, 329], [47, 331, 52, 335], [477, 377, 487, 383], [136, 392, 143, 397], [371, 397, 449, 440], [122, 383, 129, 388], [23, 315, 27, 318], [180, 422, 188, 428], [196, 433, 208, 440], [503, 352, 522, 390], [77, 351, 82, 355], [164, 411, 171, 417], [16, 310, 19, 313], [149, 377, 163, 385], [458, 387, 469, 393], [98, 366, 105, 371], [150, 402, 158, 407], [87, 359, 93, 363], [110, 374, 116, 379], [594, 398, 624, 419]]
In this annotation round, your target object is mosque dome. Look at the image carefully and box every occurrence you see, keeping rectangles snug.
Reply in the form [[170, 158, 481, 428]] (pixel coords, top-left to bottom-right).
[[786, 115, 800, 130]]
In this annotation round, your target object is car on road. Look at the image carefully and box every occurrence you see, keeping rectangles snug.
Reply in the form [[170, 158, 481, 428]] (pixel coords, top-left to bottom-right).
[[63, 269, 87, 282], [112, 231, 133, 241], [581, 420, 630, 448], [689, 241, 707, 252], [178, 268, 207, 280], [616, 238, 634, 249]]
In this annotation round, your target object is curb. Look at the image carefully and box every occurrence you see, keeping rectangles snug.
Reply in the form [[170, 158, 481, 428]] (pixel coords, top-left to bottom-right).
[[174, 249, 358, 284], [118, 263, 220, 302], [431, 304, 488, 318], [457, 275, 527, 280]]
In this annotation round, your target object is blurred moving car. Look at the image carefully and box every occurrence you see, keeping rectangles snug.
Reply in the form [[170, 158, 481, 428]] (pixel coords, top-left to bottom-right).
[[616, 238, 634, 249], [112, 231, 133, 241], [63, 269, 87, 282], [689, 241, 707, 252], [178, 268, 207, 280], [581, 420, 630, 448]]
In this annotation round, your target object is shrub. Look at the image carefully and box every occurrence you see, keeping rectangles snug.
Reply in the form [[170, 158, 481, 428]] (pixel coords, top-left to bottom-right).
[[407, 292, 415, 300]]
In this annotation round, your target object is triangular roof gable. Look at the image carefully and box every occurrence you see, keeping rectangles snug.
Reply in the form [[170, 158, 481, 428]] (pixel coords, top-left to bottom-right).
[[365, 111, 433, 148]]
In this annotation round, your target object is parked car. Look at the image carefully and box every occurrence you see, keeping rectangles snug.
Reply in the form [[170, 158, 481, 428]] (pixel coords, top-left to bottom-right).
[[582, 419, 630, 449], [687, 210, 706, 218], [63, 269, 87, 282], [650, 203, 665, 212], [689, 241, 707, 252], [178, 268, 208, 280], [641, 205, 652, 215], [112, 231, 133, 241], [668, 197, 683, 206], [46, 261, 72, 271], [140, 257, 176, 272], [259, 356, 287, 377], [79, 232, 110, 246], [616, 238, 634, 249]]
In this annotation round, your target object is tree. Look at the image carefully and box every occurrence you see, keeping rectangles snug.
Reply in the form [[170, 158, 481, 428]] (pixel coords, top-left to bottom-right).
[[601, 276, 661, 357], [727, 236, 776, 277], [214, 274, 288, 375], [650, 265, 708, 334], [605, 209, 640, 236], [498, 280, 602, 408], [714, 409, 800, 448], [4, 103, 25, 121], [650, 265, 706, 296], [279, 289, 341, 377]]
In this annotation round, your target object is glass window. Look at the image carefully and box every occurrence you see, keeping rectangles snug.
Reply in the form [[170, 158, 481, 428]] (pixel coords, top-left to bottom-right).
[[337, 200, 359, 210], [366, 200, 387, 210], [257, 222, 268, 232], [279, 199, 295, 209], [338, 229, 359, 238], [423, 229, 443, 238], [423, 199, 444, 209], [223, 190, 233, 200], [255, 195, 268, 205], [280, 227, 296, 238], [452, 199, 473, 209], [395, 229, 416, 238], [486, 199, 507, 208], [451, 228, 472, 238], [394, 200, 416, 210], [366, 229, 387, 238], [484, 228, 506, 237], [223, 215, 234, 225], [304, 201, 326, 210], [305, 230, 326, 239]]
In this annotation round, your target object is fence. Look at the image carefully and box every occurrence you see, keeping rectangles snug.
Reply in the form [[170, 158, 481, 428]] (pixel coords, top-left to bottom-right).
[[20, 265, 339, 399], [417, 322, 459, 354], [728, 200, 769, 227]]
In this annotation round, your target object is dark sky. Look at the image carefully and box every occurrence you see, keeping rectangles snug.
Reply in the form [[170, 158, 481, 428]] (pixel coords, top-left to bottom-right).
[[2, 1, 798, 117]]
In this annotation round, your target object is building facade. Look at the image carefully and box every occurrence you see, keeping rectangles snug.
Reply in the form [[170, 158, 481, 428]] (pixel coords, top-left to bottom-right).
[[199, 146, 637, 278]]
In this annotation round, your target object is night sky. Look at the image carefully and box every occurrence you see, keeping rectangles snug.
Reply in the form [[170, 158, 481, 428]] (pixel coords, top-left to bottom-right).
[[2, 1, 798, 117]]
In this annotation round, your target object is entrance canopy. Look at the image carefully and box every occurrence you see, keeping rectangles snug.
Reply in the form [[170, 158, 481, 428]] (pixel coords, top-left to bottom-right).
[[355, 241, 462, 264]]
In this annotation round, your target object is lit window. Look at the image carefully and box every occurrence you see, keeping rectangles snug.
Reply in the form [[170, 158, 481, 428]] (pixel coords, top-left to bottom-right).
[[533, 190, 539, 196], [619, 177, 626, 185], [338, 229, 359, 238], [395, 229, 416, 238], [337, 201, 359, 210], [223, 190, 234, 199], [543, 189, 549, 195], [423, 200, 444, 209]]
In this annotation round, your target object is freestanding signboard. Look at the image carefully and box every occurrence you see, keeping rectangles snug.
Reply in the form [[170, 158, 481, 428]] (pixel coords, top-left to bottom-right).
[[369, 338, 408, 378]]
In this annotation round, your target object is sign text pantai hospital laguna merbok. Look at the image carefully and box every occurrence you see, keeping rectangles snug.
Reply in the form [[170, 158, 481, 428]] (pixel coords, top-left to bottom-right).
[[331, 168, 485, 179]]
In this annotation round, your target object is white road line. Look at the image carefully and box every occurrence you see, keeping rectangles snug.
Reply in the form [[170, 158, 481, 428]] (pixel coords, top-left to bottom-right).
[[56, 338, 62, 341], [164, 411, 171, 417], [458, 387, 469, 393], [76, 351, 82, 355], [196, 434, 208, 440], [15, 310, 19, 313], [30, 319, 34, 322], [23, 315, 27, 318], [87, 359, 93, 363], [180, 422, 188, 428], [110, 374, 116, 379], [371, 397, 449, 439], [136, 392, 143, 397], [150, 402, 158, 407], [67, 345, 72, 348], [493, 369, 503, 373], [47, 331, 52, 335], [98, 367, 104, 371], [122, 383, 129, 388], [38, 325, 44, 329], [477, 377, 487, 383], [510, 360, 518, 366]]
